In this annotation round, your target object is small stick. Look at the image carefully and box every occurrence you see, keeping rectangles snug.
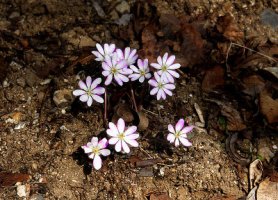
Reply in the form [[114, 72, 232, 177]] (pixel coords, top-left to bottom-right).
[[130, 87, 138, 113], [226, 42, 278, 63], [104, 90, 107, 125]]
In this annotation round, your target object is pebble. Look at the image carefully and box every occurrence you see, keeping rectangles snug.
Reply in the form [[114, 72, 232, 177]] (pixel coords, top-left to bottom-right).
[[17, 77, 26, 87], [53, 89, 74, 108], [115, 1, 130, 14]]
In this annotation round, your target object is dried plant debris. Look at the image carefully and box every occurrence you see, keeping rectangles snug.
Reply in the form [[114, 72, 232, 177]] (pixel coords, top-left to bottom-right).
[[0, 172, 31, 187], [249, 159, 263, 188], [256, 178, 278, 200], [259, 90, 278, 124]]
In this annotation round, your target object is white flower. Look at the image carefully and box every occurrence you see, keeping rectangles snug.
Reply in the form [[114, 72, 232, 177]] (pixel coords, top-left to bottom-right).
[[150, 53, 180, 83], [116, 47, 138, 66], [107, 118, 139, 153], [92, 43, 116, 62], [148, 72, 175, 100], [73, 76, 105, 106], [129, 59, 152, 83], [167, 119, 193, 147], [81, 137, 111, 170], [102, 56, 132, 86]]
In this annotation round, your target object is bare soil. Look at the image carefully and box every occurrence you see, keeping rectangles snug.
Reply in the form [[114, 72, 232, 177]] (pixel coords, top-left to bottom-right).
[[0, 0, 277, 200]]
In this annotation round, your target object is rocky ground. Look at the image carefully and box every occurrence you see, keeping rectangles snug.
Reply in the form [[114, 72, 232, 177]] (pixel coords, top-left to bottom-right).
[[0, 0, 277, 200]]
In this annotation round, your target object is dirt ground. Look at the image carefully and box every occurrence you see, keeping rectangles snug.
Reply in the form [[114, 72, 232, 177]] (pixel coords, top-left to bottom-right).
[[0, 0, 277, 200]]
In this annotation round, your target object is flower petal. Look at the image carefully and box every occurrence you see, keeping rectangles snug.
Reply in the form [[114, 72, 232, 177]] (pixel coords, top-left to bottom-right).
[[78, 80, 87, 90], [130, 65, 139, 73], [92, 95, 104, 103], [91, 78, 101, 89], [168, 124, 175, 133], [168, 63, 180, 70], [105, 74, 113, 85], [79, 94, 89, 102], [117, 118, 125, 133], [96, 43, 104, 55], [73, 89, 86, 96], [157, 56, 162, 66], [107, 123, 119, 136], [139, 76, 145, 83], [180, 125, 194, 135], [179, 137, 192, 147], [93, 154, 102, 170], [162, 53, 168, 64], [150, 63, 162, 70], [163, 88, 173, 96], [150, 87, 158, 95], [165, 72, 174, 83], [148, 79, 158, 87], [174, 139, 180, 147], [125, 138, 138, 147], [115, 140, 122, 152], [167, 133, 175, 143], [164, 84, 175, 90], [87, 96, 93, 106], [168, 70, 180, 78], [82, 146, 92, 153], [100, 149, 111, 156], [125, 133, 139, 140], [125, 126, 137, 136], [122, 141, 130, 153], [86, 76, 92, 88], [175, 119, 184, 132], [94, 87, 105, 95], [109, 137, 119, 145], [98, 138, 108, 149], [166, 55, 175, 66], [129, 74, 141, 81]]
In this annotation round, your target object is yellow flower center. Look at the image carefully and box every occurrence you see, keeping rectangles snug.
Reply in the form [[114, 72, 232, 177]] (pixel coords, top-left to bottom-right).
[[161, 65, 167, 72], [175, 131, 181, 138], [92, 147, 99, 154], [111, 67, 118, 74], [158, 82, 163, 89], [139, 70, 145, 76], [118, 132, 125, 140]]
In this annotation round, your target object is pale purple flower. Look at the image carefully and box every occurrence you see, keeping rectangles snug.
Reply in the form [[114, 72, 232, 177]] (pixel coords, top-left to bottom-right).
[[148, 72, 175, 100], [92, 43, 116, 62], [129, 59, 152, 83], [81, 137, 111, 170], [150, 53, 180, 83], [116, 47, 138, 66], [167, 119, 193, 147], [102, 56, 132, 86], [107, 118, 139, 153], [73, 76, 105, 106]]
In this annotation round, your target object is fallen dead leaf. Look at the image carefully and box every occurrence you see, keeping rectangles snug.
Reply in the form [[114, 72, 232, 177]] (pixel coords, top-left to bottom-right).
[[242, 75, 265, 97], [202, 65, 225, 92], [259, 90, 278, 124], [249, 159, 263, 188], [0, 172, 31, 187], [137, 111, 149, 131], [217, 15, 244, 42], [256, 178, 278, 200]]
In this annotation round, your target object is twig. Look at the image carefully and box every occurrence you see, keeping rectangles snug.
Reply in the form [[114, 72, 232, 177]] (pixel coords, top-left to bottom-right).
[[104, 90, 107, 125], [226, 42, 278, 63], [130, 87, 138, 112]]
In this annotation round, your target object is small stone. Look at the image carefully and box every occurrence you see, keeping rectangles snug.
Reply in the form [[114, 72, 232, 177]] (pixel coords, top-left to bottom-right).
[[17, 77, 26, 87], [16, 184, 27, 198], [53, 89, 74, 108], [115, 1, 130, 14], [25, 69, 41, 87]]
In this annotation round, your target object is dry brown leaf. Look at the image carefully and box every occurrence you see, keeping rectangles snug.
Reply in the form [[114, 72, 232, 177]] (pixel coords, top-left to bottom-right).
[[242, 75, 265, 97], [202, 65, 225, 92], [217, 15, 244, 42], [0, 172, 31, 187], [259, 90, 278, 124], [249, 159, 263, 188], [137, 111, 149, 131], [257, 178, 278, 200]]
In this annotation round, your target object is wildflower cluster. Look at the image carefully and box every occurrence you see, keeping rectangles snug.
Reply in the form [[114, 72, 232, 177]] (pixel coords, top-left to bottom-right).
[[73, 43, 181, 105], [72, 43, 194, 170]]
